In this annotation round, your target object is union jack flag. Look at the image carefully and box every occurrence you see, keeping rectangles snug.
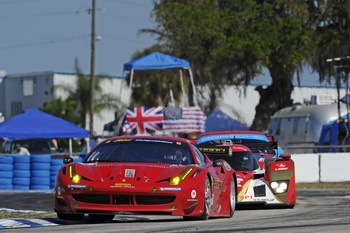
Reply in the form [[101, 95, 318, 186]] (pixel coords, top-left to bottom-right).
[[122, 107, 164, 135]]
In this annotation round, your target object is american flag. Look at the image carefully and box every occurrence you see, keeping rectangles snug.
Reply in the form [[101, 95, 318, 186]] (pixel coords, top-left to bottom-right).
[[122, 107, 164, 135], [163, 107, 206, 133]]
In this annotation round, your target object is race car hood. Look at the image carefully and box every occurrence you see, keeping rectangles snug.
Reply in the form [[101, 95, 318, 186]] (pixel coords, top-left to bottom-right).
[[71, 162, 192, 183]]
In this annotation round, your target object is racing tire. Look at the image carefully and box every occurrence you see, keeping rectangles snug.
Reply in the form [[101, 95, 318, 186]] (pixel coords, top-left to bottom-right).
[[183, 177, 211, 220], [88, 214, 115, 222], [13, 170, 30, 178], [228, 178, 236, 217], [57, 213, 84, 221], [30, 155, 51, 163], [13, 155, 30, 163], [0, 156, 14, 164], [0, 171, 13, 178], [0, 164, 13, 171], [13, 162, 30, 170]]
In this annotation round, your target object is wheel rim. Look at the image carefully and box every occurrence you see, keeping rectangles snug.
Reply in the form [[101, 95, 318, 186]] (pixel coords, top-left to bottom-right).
[[204, 178, 211, 213], [230, 179, 236, 211]]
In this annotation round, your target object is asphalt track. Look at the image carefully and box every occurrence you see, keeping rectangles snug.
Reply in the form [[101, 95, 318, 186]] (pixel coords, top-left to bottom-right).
[[0, 188, 350, 232]]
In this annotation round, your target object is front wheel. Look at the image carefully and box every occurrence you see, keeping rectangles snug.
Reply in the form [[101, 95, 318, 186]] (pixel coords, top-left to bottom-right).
[[57, 213, 84, 221], [88, 214, 115, 222], [183, 177, 211, 220]]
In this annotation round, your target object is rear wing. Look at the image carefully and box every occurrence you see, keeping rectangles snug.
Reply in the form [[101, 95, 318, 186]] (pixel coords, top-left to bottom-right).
[[197, 141, 278, 154], [197, 145, 231, 155], [237, 142, 278, 151]]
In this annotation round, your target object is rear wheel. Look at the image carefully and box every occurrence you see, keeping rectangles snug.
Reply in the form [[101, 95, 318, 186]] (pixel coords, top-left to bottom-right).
[[228, 178, 236, 217], [183, 177, 211, 220], [57, 213, 84, 221]]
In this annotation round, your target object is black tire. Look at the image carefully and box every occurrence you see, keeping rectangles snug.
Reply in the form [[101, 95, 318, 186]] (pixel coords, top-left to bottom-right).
[[57, 213, 84, 221], [88, 214, 115, 222], [228, 178, 236, 217], [183, 177, 211, 220]]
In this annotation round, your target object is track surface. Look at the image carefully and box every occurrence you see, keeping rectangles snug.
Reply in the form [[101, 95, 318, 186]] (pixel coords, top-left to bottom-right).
[[0, 189, 350, 232]]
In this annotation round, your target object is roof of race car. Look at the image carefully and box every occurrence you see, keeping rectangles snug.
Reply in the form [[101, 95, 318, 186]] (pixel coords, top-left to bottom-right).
[[101, 136, 191, 144], [196, 131, 270, 144]]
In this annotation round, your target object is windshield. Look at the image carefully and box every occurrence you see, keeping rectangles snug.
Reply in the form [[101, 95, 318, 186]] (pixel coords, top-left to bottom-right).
[[85, 139, 194, 165], [206, 151, 258, 171]]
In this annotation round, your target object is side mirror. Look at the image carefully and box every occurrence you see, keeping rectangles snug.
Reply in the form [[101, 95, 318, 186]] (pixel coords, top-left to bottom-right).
[[63, 156, 73, 164], [213, 160, 223, 167]]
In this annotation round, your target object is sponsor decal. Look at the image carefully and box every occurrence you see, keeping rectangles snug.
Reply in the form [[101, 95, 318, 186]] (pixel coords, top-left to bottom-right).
[[200, 147, 226, 152], [125, 169, 135, 177], [228, 147, 232, 156], [95, 164, 114, 167], [135, 139, 173, 144], [160, 187, 182, 191], [271, 162, 290, 171], [187, 199, 198, 201], [197, 134, 269, 144], [191, 190, 197, 198], [176, 142, 182, 145], [113, 139, 133, 142], [111, 183, 135, 188], [67, 184, 86, 188]]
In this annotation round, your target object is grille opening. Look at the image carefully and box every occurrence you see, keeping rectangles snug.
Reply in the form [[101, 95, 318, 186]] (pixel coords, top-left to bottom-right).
[[136, 195, 176, 205], [73, 194, 110, 204], [113, 195, 133, 205]]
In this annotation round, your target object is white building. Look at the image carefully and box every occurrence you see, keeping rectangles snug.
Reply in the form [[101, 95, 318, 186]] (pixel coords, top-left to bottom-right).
[[0, 71, 130, 135]]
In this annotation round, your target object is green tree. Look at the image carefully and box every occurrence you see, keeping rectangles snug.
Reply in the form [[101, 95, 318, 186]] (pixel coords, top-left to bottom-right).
[[141, 0, 350, 131]]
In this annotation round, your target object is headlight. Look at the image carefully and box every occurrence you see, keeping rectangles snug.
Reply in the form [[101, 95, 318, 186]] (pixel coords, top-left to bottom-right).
[[69, 165, 82, 183], [270, 180, 289, 194], [169, 168, 192, 185]]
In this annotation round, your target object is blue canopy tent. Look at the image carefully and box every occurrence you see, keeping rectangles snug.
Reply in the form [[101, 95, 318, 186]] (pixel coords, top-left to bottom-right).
[[318, 112, 350, 152], [0, 108, 89, 154], [205, 108, 249, 132], [123, 52, 198, 106]]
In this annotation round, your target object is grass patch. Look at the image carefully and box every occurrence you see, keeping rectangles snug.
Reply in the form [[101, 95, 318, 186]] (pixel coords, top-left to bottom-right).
[[297, 181, 350, 189], [0, 211, 56, 219]]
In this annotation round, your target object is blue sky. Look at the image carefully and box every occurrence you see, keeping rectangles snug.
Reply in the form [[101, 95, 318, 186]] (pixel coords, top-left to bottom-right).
[[0, 0, 155, 76]]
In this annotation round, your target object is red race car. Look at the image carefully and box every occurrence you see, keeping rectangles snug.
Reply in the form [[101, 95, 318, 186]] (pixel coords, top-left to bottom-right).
[[54, 136, 237, 221], [196, 131, 296, 208]]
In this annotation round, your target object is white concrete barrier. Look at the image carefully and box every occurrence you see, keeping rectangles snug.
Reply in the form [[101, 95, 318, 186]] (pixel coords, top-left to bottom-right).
[[319, 153, 350, 182], [292, 154, 320, 183], [292, 152, 350, 183]]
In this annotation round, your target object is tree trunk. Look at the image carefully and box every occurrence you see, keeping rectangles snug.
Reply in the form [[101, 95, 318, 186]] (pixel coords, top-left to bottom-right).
[[250, 67, 294, 132]]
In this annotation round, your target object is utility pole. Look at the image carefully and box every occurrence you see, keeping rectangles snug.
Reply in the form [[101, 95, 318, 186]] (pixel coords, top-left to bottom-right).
[[89, 0, 96, 138]]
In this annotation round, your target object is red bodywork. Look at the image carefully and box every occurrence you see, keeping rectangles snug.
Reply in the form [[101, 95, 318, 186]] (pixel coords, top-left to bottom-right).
[[54, 136, 236, 219]]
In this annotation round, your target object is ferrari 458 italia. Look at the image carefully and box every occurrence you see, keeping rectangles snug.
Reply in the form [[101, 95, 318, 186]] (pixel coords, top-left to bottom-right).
[[54, 136, 237, 221]]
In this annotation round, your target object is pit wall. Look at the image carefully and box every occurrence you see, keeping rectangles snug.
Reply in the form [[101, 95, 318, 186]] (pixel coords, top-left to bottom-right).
[[292, 153, 350, 183]]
